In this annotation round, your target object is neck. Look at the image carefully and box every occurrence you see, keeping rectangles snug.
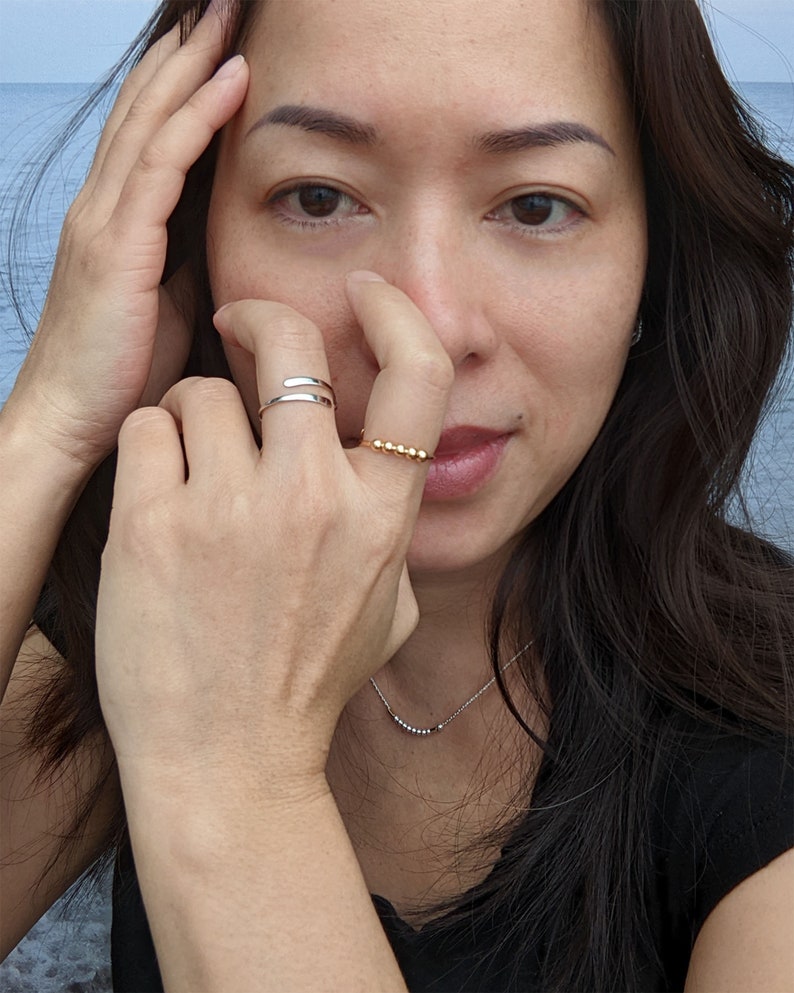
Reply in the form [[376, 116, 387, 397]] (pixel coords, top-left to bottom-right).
[[329, 561, 543, 896], [400, 565, 495, 673], [351, 554, 523, 734]]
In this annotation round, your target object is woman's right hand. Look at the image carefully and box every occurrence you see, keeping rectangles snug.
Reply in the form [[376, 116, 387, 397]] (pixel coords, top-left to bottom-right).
[[3, 3, 249, 474]]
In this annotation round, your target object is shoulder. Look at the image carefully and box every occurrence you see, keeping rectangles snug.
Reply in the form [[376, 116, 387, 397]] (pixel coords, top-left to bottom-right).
[[648, 716, 793, 989], [685, 846, 794, 992], [651, 720, 792, 914], [652, 721, 792, 871]]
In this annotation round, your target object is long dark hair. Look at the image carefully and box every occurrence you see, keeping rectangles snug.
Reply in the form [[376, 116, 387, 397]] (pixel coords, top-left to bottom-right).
[[10, 1, 794, 989]]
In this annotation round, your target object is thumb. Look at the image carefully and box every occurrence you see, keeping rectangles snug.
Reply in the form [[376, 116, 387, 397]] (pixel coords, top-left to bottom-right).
[[139, 268, 194, 407], [382, 562, 420, 661]]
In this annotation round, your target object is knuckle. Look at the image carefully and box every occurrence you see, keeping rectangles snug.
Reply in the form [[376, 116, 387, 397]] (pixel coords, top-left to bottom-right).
[[160, 375, 200, 405], [295, 498, 333, 535], [115, 63, 150, 107], [283, 466, 345, 534], [185, 376, 239, 406], [180, 101, 216, 144], [401, 599, 421, 637], [120, 406, 173, 438], [63, 197, 86, 230], [412, 349, 455, 395], [220, 300, 321, 351], [265, 311, 321, 351], [123, 87, 161, 129], [61, 198, 99, 248], [115, 73, 138, 106], [137, 138, 170, 175], [370, 522, 403, 564], [116, 495, 176, 558], [291, 476, 337, 527], [76, 229, 116, 281]]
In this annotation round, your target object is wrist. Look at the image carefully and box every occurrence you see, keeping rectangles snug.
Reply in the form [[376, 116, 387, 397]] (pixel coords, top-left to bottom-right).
[[123, 766, 334, 876], [0, 392, 102, 493], [110, 709, 336, 813], [123, 777, 408, 993]]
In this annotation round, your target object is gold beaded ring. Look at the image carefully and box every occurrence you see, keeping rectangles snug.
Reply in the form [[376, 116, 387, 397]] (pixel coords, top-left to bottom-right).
[[359, 431, 434, 463]]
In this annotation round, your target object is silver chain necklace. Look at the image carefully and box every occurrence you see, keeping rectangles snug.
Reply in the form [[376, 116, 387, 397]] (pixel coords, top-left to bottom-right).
[[369, 642, 532, 736]]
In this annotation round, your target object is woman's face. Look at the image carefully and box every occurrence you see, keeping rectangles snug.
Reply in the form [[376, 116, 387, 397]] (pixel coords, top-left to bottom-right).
[[207, 0, 646, 577]]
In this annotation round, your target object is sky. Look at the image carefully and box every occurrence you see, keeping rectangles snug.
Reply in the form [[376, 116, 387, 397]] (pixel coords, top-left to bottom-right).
[[0, 0, 792, 84]]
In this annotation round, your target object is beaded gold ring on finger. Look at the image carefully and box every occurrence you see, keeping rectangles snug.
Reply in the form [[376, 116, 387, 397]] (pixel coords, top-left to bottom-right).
[[258, 376, 337, 417], [358, 430, 434, 463]]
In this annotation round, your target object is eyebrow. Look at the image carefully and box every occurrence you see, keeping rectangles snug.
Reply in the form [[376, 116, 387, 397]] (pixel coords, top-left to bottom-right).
[[476, 122, 615, 157], [246, 104, 378, 145], [246, 104, 614, 157]]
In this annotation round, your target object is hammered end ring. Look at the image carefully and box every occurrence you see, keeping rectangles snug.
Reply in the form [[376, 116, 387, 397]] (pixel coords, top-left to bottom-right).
[[258, 376, 337, 418]]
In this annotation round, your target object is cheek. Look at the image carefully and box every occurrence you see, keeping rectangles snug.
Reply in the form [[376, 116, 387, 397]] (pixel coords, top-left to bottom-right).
[[208, 204, 377, 431], [492, 251, 641, 474], [538, 326, 630, 458], [503, 281, 634, 394]]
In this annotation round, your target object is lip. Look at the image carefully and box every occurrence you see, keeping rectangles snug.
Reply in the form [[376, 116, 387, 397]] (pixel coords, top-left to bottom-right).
[[423, 427, 512, 501]]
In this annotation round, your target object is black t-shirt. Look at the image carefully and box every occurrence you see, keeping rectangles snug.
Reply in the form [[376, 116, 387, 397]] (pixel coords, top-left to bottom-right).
[[111, 728, 793, 993]]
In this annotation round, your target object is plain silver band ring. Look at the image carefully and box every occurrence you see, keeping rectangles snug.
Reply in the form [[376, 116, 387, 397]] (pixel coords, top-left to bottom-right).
[[258, 393, 335, 417]]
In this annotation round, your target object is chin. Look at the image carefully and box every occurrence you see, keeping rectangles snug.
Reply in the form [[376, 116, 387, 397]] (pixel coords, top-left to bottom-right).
[[405, 513, 522, 580]]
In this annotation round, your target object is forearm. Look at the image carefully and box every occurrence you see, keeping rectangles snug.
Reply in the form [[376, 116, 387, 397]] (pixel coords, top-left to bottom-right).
[[125, 777, 408, 993], [0, 409, 91, 699]]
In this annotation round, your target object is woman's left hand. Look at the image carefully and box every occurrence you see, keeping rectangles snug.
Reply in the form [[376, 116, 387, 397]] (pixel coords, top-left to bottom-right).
[[95, 274, 453, 804]]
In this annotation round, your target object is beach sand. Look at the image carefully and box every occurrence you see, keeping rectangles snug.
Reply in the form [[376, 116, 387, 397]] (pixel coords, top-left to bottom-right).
[[0, 869, 112, 993]]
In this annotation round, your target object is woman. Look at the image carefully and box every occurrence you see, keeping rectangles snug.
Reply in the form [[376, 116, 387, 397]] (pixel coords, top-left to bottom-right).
[[1, 0, 792, 990]]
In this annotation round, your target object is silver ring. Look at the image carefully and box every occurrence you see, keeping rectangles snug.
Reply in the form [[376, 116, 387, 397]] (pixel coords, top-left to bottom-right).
[[282, 376, 335, 396], [258, 375, 337, 417], [258, 393, 335, 416]]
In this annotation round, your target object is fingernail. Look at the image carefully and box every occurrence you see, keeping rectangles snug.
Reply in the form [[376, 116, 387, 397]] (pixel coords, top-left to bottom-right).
[[214, 53, 245, 81], [213, 304, 240, 346], [347, 270, 386, 284], [213, 302, 232, 330]]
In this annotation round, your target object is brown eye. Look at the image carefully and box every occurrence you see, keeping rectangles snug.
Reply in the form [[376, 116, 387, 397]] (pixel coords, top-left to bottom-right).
[[486, 192, 582, 237], [297, 186, 342, 216], [510, 194, 555, 225], [268, 184, 367, 230], [298, 186, 342, 217]]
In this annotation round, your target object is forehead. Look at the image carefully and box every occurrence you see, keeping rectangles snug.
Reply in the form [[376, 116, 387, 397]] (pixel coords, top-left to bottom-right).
[[239, 0, 630, 142]]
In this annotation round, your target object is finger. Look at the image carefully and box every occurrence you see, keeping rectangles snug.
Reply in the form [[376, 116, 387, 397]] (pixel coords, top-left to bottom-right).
[[382, 563, 420, 660], [345, 273, 453, 496], [138, 270, 195, 407], [107, 54, 247, 242], [113, 407, 186, 515], [159, 377, 259, 480], [89, 22, 183, 180], [213, 301, 339, 460], [90, 3, 227, 196]]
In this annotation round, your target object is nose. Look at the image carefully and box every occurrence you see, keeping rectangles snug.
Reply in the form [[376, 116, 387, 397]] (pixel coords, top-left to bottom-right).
[[375, 211, 499, 369]]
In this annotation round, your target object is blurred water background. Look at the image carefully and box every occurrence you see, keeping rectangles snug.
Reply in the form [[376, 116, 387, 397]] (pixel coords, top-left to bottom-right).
[[0, 79, 792, 993]]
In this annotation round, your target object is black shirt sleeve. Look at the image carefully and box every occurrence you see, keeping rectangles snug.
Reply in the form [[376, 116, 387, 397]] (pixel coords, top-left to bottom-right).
[[649, 730, 794, 990]]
